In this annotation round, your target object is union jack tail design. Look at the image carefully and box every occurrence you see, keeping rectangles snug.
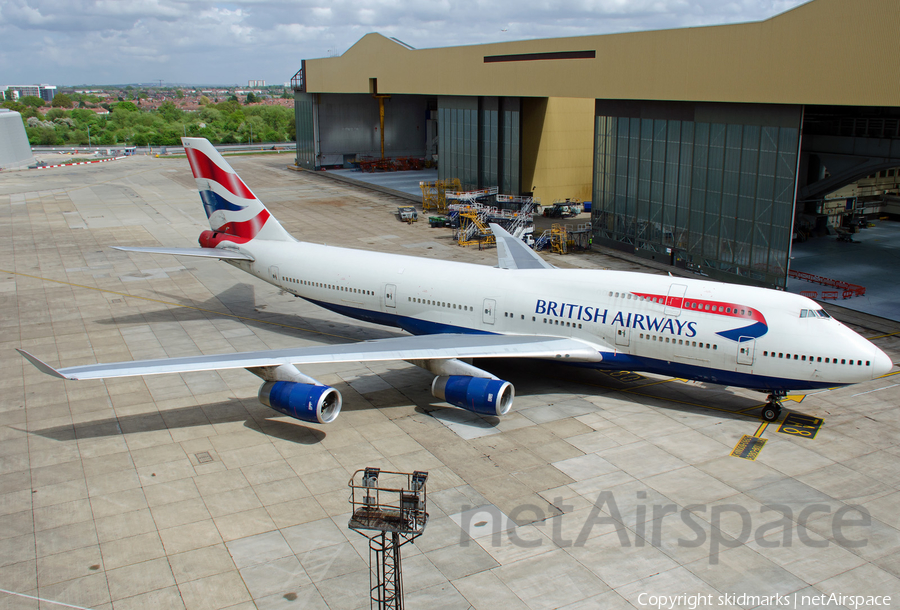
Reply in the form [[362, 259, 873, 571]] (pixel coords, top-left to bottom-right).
[[182, 138, 293, 244]]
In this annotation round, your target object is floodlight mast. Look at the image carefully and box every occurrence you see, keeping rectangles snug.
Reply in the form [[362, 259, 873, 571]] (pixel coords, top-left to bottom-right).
[[348, 468, 429, 610]]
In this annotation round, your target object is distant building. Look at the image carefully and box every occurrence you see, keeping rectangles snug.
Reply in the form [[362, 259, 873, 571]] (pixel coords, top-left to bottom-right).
[[0, 109, 36, 169], [2, 84, 57, 103], [248, 80, 266, 88]]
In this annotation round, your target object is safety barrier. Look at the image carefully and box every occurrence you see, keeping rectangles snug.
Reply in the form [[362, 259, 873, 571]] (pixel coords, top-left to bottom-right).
[[788, 269, 865, 298]]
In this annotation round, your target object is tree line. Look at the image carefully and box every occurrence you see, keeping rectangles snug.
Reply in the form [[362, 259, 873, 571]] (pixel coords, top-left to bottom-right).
[[2, 94, 296, 147]]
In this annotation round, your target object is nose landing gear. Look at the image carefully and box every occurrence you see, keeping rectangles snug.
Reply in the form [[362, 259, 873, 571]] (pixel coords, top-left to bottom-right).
[[761, 391, 785, 422]]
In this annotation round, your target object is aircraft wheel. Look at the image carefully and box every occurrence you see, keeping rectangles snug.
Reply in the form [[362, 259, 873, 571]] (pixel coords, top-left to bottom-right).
[[761, 405, 781, 422]]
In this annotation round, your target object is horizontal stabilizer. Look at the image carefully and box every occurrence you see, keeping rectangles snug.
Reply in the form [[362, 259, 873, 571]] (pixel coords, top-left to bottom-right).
[[18, 334, 609, 381], [112, 246, 254, 261]]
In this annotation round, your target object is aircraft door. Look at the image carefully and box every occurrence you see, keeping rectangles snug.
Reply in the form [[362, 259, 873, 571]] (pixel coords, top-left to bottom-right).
[[385, 284, 397, 309], [615, 325, 630, 347], [269, 265, 279, 284], [665, 284, 687, 316], [483, 299, 496, 325], [737, 338, 755, 365]]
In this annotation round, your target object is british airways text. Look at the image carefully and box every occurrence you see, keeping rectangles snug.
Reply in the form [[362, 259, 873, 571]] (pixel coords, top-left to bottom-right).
[[535, 299, 698, 337]]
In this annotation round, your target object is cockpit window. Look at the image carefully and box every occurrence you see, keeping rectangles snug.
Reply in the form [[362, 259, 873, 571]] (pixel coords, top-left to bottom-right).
[[800, 308, 831, 319]]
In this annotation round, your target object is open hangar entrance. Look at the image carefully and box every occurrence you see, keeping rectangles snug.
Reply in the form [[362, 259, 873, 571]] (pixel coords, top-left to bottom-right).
[[796, 106, 900, 236], [589, 102, 900, 290], [294, 91, 435, 170]]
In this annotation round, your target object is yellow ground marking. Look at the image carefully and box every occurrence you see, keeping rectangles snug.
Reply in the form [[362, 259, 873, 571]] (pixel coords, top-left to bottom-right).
[[631, 377, 687, 390], [867, 331, 900, 340], [753, 421, 769, 437], [730, 435, 767, 460], [777, 412, 823, 439], [0, 268, 357, 342]]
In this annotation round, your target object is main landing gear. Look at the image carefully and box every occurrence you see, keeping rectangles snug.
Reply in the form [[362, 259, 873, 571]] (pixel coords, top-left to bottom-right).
[[761, 392, 785, 422]]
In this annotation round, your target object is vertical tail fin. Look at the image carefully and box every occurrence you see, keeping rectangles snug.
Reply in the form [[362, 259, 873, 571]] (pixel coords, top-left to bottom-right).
[[182, 137, 293, 243]]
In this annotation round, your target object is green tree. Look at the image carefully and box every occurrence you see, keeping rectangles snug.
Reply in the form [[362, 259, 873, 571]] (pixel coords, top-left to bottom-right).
[[228, 94, 239, 103], [46, 108, 69, 120], [199, 95, 211, 106], [113, 101, 139, 113], [175, 89, 184, 99], [157, 101, 182, 122], [2, 100, 26, 113], [20, 95, 46, 108], [51, 93, 74, 108], [26, 125, 59, 145], [245, 92, 258, 104]]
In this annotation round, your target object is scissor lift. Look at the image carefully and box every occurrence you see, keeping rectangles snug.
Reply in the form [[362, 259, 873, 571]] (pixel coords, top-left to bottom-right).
[[348, 468, 429, 610]]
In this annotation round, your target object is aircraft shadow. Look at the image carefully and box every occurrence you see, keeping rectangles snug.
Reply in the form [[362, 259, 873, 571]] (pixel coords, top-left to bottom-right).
[[96, 283, 402, 345], [29, 398, 327, 445], [359, 359, 766, 424]]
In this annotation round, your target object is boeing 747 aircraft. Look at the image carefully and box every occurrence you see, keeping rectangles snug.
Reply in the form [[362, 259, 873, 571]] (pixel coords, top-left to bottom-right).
[[18, 138, 893, 425]]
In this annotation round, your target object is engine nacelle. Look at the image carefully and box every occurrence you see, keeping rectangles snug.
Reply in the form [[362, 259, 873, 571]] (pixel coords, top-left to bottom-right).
[[431, 375, 514, 416], [258, 381, 342, 424]]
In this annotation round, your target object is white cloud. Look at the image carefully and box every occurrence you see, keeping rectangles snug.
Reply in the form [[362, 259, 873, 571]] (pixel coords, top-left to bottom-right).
[[0, 0, 809, 85]]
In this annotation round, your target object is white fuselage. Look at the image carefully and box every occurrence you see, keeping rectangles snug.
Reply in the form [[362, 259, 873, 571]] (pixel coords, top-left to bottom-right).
[[228, 239, 890, 392]]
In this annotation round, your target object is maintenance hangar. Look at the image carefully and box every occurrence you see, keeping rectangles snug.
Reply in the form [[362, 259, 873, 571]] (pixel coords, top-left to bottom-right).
[[293, 0, 900, 289]]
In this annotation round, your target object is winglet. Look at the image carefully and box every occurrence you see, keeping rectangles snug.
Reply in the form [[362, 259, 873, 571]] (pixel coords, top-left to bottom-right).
[[16, 349, 73, 380]]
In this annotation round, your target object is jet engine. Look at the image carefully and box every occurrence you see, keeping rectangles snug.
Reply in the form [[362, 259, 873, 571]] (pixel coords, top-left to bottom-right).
[[258, 381, 342, 424], [431, 375, 514, 417]]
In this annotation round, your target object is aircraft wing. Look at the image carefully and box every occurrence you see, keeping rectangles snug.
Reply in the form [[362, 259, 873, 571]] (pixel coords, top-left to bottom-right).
[[112, 246, 254, 261], [490, 223, 554, 270], [18, 333, 609, 381]]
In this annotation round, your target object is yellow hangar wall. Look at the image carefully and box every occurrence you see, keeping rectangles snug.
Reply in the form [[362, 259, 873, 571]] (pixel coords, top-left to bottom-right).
[[522, 98, 595, 205], [303, 0, 900, 107]]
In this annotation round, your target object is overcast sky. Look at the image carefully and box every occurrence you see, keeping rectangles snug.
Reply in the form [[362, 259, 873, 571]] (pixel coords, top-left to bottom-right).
[[1, 0, 808, 87]]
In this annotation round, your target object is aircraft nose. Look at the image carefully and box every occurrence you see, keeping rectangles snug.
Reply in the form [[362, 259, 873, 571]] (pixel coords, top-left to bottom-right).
[[872, 347, 894, 378]]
